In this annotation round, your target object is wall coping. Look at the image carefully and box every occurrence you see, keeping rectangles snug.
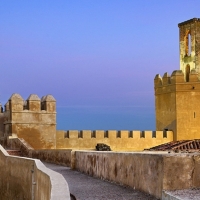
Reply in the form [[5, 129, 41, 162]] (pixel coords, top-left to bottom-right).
[[34, 159, 70, 200], [0, 145, 70, 200]]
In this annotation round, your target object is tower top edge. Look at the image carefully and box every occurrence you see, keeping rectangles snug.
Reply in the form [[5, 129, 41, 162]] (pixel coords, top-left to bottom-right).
[[178, 18, 200, 27]]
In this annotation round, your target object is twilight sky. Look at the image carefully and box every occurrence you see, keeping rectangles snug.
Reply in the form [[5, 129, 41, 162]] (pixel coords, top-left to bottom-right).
[[1, 1, 200, 130]]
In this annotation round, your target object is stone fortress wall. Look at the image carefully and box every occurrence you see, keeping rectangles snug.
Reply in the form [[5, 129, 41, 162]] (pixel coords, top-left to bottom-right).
[[0, 93, 174, 151], [56, 130, 173, 151], [3, 66, 200, 151], [0, 145, 70, 199]]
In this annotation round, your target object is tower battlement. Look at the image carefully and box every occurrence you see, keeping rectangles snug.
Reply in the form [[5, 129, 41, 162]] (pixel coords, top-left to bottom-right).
[[2, 93, 56, 113], [154, 70, 200, 94]]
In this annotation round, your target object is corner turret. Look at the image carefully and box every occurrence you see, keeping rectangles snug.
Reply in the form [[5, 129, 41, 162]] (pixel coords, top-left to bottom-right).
[[3, 93, 56, 149]]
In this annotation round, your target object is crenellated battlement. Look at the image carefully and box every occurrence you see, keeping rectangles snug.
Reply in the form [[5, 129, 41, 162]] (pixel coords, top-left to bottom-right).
[[154, 70, 200, 95], [2, 93, 56, 113], [56, 130, 173, 151], [154, 70, 199, 87], [61, 130, 171, 139]]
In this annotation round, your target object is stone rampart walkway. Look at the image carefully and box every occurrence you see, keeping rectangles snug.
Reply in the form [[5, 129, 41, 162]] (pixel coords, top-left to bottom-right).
[[43, 162, 157, 200]]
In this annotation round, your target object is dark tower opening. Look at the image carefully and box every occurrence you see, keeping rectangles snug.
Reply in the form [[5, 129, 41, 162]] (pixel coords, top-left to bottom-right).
[[186, 64, 190, 82]]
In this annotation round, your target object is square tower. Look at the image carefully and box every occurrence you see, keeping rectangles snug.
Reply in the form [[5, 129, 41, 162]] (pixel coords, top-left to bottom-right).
[[155, 70, 200, 141], [3, 94, 56, 149], [178, 18, 200, 80]]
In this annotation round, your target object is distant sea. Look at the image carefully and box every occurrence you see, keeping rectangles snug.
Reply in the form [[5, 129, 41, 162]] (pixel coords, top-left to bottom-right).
[[56, 106, 155, 131]]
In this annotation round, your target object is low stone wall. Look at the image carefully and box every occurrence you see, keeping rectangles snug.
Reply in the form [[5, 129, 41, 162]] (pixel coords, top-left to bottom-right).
[[74, 151, 200, 199], [0, 145, 70, 200], [30, 149, 71, 167], [7, 138, 72, 167]]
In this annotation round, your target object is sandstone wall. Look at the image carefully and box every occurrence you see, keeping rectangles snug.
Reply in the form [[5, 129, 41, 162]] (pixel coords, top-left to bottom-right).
[[0, 145, 70, 200], [7, 138, 72, 167]]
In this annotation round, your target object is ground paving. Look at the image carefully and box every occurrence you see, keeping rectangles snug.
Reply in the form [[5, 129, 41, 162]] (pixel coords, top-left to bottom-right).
[[164, 188, 200, 200], [44, 162, 158, 200]]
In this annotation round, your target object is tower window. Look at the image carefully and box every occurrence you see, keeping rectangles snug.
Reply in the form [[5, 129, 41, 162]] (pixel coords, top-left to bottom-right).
[[188, 33, 191, 56], [194, 112, 196, 118], [185, 30, 191, 56]]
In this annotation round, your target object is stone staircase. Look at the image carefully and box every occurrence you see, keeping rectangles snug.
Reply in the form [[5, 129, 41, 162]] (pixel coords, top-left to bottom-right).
[[6, 149, 22, 156]]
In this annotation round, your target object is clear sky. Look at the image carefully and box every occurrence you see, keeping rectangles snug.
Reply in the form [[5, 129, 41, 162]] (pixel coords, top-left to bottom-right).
[[1, 1, 200, 130]]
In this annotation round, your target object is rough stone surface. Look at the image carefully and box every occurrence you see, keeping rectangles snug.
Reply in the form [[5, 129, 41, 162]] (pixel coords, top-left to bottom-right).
[[74, 151, 164, 198], [178, 18, 200, 76], [44, 162, 158, 200], [0, 93, 56, 149]]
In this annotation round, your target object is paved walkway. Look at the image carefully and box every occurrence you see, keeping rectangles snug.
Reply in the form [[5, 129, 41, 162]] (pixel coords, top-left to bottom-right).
[[164, 189, 200, 200], [43, 162, 158, 200]]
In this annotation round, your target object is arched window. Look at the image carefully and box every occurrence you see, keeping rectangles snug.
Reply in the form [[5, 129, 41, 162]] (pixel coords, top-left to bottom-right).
[[188, 33, 191, 55], [185, 30, 191, 56], [185, 64, 190, 82]]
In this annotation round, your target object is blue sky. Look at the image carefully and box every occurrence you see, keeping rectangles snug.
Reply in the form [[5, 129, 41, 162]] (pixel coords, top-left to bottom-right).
[[0, 1, 200, 130]]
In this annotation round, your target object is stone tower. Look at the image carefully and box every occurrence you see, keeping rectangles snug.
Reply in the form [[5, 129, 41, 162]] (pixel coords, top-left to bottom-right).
[[155, 18, 200, 141], [178, 18, 200, 80], [2, 94, 56, 149], [154, 70, 200, 141]]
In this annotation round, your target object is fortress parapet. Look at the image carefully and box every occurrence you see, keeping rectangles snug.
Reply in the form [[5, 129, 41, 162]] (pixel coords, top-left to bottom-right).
[[5, 93, 56, 113], [154, 69, 200, 92], [154, 70, 200, 94], [56, 130, 173, 151]]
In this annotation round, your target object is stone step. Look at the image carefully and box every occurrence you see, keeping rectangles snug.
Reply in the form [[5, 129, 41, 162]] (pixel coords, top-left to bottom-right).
[[6, 150, 22, 156]]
